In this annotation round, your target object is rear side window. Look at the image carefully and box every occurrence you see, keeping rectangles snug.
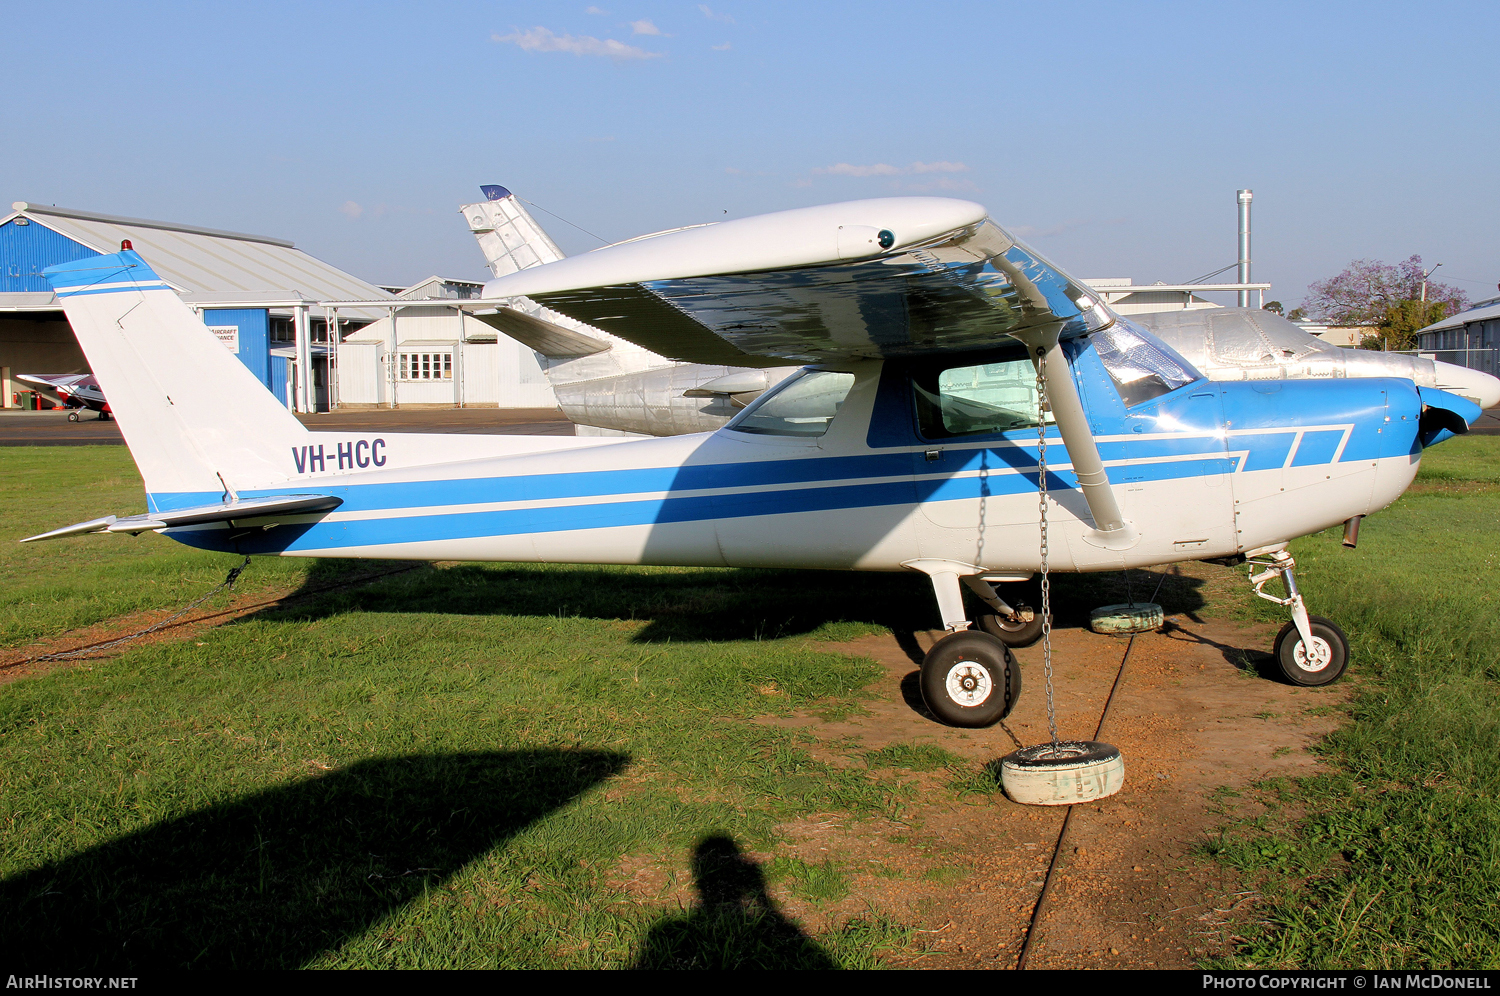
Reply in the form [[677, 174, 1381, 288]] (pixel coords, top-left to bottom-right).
[[912, 357, 1054, 439], [726, 369, 856, 437]]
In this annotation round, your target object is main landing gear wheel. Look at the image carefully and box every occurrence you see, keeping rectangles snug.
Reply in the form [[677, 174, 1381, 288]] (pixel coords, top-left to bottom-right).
[[67, 411, 80, 422], [1000, 741, 1125, 806], [920, 630, 1021, 728], [975, 605, 1047, 648], [1273, 615, 1349, 687]]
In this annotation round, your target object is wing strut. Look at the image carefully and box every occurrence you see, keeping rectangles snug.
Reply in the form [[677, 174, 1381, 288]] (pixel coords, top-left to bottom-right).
[[1012, 324, 1139, 552]]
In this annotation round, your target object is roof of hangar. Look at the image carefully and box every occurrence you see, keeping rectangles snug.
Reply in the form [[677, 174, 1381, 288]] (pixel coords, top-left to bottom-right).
[[1417, 300, 1500, 335], [4, 202, 395, 313]]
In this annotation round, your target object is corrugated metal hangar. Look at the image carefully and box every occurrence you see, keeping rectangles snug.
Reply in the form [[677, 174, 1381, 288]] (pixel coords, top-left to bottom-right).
[[0, 201, 558, 412]]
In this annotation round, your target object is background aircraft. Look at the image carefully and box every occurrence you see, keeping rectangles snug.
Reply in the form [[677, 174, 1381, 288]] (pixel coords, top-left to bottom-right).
[[459, 187, 1500, 437], [22, 196, 1490, 732], [14, 373, 110, 421]]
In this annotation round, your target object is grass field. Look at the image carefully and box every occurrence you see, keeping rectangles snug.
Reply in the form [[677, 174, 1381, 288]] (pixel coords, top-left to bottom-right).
[[1204, 436, 1500, 969], [0, 448, 373, 649], [2, 440, 1498, 969]]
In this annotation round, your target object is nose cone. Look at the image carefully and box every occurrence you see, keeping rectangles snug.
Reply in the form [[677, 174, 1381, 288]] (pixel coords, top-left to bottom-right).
[[1432, 360, 1500, 410]]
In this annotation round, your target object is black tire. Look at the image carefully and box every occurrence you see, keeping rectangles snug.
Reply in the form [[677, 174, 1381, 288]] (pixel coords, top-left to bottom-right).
[[920, 630, 1021, 728], [976, 606, 1048, 648], [67, 411, 80, 422], [1273, 615, 1349, 687]]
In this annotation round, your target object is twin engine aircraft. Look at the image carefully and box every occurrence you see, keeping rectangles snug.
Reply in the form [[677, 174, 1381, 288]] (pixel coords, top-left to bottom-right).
[[22, 196, 1492, 729]]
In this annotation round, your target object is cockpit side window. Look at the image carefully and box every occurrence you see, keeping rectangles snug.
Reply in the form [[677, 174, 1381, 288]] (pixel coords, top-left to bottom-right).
[[912, 356, 1056, 439], [726, 369, 856, 437], [1089, 319, 1201, 407]]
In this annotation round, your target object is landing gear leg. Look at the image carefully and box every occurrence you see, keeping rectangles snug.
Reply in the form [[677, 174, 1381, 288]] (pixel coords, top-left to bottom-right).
[[918, 569, 1020, 727], [1247, 551, 1350, 686], [964, 575, 1046, 648]]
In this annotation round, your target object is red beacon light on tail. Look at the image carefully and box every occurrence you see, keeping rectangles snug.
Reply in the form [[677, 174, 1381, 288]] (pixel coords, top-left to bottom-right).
[[121, 240, 132, 250]]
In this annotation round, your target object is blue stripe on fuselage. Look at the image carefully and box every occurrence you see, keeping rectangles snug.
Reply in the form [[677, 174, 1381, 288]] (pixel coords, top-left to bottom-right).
[[155, 376, 1407, 555]]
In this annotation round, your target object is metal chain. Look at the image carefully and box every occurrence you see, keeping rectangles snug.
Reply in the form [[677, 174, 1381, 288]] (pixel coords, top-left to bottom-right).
[[21, 557, 251, 664], [1036, 347, 1058, 748]]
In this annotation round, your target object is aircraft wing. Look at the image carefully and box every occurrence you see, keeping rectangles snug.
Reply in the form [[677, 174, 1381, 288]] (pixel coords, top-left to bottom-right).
[[21, 494, 343, 543], [479, 198, 1113, 366]]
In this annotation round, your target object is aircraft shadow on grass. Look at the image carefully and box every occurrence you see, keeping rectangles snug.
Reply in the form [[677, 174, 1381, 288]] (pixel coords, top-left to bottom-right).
[[1, 749, 626, 970], [257, 561, 1213, 647]]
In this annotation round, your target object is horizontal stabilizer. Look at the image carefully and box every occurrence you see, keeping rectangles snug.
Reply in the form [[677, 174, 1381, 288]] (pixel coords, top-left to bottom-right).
[[21, 494, 342, 543], [472, 308, 611, 357], [682, 370, 771, 397]]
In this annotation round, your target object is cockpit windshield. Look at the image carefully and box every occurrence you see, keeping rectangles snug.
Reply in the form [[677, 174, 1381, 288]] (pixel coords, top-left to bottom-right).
[[1087, 318, 1201, 407]]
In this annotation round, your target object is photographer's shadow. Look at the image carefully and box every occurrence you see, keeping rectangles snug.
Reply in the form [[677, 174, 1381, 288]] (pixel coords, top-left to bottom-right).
[[632, 835, 837, 970]]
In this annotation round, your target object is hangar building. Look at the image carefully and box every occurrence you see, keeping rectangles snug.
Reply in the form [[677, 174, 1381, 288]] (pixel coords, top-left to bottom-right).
[[0, 201, 560, 412], [1416, 294, 1500, 376]]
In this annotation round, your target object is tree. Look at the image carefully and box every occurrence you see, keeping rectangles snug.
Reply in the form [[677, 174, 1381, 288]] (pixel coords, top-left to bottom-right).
[[1263, 300, 1284, 315], [1301, 255, 1468, 327], [1357, 300, 1454, 351]]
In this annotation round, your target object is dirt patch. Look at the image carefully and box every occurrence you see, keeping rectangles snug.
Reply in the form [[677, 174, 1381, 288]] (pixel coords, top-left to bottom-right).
[[0, 564, 424, 685], [746, 610, 1348, 968]]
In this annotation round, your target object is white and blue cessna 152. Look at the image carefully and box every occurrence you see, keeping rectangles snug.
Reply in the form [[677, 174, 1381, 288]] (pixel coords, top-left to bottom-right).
[[23, 196, 1492, 729]]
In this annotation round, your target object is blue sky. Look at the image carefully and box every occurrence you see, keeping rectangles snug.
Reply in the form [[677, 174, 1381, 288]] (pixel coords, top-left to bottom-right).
[[9, 1, 1498, 307]]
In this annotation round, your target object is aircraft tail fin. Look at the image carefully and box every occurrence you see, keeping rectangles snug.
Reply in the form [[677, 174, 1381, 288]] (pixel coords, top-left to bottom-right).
[[460, 185, 566, 278], [43, 250, 308, 500]]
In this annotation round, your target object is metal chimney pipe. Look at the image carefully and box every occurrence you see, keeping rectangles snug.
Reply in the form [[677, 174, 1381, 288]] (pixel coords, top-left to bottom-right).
[[1237, 189, 1253, 307]]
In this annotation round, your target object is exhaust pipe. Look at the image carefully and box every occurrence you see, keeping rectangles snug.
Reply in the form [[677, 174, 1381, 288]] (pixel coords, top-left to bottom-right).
[[1342, 515, 1363, 549]]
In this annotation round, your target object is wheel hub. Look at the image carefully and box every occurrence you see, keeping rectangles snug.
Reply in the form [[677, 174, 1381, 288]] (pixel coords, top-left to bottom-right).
[[1293, 636, 1332, 672], [944, 661, 993, 707]]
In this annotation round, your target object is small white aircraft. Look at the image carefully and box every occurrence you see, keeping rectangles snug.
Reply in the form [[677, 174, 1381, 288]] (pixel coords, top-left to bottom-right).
[[14, 372, 111, 421], [22, 196, 1490, 730]]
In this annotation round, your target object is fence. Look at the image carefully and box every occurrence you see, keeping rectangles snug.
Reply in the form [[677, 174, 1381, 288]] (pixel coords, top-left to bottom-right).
[[1393, 348, 1498, 376]]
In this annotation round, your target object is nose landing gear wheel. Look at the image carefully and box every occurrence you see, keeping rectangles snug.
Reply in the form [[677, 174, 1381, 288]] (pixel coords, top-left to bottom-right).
[[1273, 615, 1349, 686], [920, 630, 1021, 728], [67, 411, 80, 422]]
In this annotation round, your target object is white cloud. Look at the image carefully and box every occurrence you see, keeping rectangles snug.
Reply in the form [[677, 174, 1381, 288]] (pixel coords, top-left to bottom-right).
[[699, 4, 735, 24], [712, 42, 732, 50], [339, 200, 363, 220], [492, 27, 662, 60], [630, 18, 662, 35], [585, 5, 607, 14], [814, 161, 971, 178], [1009, 219, 1093, 239], [902, 175, 979, 193]]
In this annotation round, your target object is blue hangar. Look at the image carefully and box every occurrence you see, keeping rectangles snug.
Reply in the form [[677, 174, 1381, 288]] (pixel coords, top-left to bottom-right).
[[0, 201, 393, 412]]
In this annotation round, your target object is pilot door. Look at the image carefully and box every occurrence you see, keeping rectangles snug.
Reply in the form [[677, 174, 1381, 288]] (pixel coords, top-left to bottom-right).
[[904, 340, 1239, 569]]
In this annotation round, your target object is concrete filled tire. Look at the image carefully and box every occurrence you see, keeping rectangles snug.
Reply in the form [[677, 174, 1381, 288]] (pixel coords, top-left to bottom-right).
[[919, 630, 1021, 728], [1273, 615, 1349, 687], [1000, 741, 1124, 806]]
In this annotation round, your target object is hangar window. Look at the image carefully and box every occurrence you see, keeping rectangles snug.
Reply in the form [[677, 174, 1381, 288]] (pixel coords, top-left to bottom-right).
[[913, 357, 1052, 439], [398, 352, 453, 380]]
